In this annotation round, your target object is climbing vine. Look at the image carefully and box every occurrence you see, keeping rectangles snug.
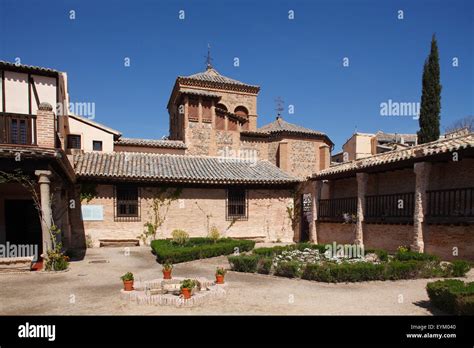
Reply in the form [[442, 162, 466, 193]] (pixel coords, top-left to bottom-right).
[[138, 186, 182, 244]]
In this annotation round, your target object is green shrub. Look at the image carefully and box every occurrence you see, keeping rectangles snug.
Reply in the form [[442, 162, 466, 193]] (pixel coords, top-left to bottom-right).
[[274, 261, 302, 278], [44, 249, 69, 271], [427, 279, 474, 315], [151, 238, 255, 263], [302, 262, 385, 282], [385, 260, 423, 280], [450, 260, 471, 277], [228, 255, 258, 273], [394, 250, 439, 262], [171, 229, 189, 245], [257, 257, 273, 274], [253, 245, 288, 257]]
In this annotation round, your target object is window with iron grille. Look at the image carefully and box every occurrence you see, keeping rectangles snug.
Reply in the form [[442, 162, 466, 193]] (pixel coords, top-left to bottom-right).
[[67, 134, 81, 149], [115, 185, 140, 221], [226, 188, 248, 220]]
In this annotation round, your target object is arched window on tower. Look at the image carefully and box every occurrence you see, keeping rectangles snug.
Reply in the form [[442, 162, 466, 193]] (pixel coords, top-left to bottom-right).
[[234, 106, 249, 118], [234, 106, 249, 131], [216, 103, 228, 112]]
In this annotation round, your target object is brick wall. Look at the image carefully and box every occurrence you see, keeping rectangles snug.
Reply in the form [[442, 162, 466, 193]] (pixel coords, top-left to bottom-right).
[[317, 222, 355, 245], [363, 224, 410, 252], [425, 224, 474, 260], [36, 106, 55, 148], [76, 184, 295, 246]]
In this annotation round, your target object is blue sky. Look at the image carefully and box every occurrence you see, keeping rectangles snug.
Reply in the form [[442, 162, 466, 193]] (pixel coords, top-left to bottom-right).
[[1, 0, 472, 151]]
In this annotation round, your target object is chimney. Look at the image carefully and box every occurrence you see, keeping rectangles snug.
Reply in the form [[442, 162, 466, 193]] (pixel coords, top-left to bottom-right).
[[36, 102, 56, 148]]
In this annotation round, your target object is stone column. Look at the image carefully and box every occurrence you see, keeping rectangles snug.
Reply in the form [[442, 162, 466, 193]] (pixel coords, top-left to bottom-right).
[[310, 180, 323, 244], [412, 162, 431, 252], [35, 170, 53, 256], [355, 172, 368, 245]]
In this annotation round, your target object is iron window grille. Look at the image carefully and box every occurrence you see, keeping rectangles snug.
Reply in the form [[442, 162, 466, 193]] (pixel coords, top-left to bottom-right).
[[226, 188, 248, 221], [67, 134, 81, 149], [114, 185, 141, 222]]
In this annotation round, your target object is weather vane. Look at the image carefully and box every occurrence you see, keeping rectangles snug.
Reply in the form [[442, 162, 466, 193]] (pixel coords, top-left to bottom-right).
[[205, 43, 213, 69], [275, 96, 284, 117]]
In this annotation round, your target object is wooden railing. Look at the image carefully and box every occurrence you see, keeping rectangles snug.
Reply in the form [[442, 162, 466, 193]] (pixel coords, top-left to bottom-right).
[[426, 187, 474, 223], [0, 113, 36, 145], [365, 192, 414, 223], [318, 197, 357, 222]]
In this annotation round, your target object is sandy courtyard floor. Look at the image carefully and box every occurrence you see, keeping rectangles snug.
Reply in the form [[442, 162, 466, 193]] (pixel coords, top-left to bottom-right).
[[1, 246, 471, 315]]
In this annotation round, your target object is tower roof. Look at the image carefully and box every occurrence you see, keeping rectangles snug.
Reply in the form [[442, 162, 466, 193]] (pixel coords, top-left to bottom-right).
[[242, 116, 333, 146], [177, 66, 260, 94]]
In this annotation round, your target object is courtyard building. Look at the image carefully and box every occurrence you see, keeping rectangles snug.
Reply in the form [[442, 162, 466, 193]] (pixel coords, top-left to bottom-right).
[[0, 59, 472, 263]]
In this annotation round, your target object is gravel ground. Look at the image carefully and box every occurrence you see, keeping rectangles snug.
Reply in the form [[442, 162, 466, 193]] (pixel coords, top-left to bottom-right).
[[0, 246, 471, 315]]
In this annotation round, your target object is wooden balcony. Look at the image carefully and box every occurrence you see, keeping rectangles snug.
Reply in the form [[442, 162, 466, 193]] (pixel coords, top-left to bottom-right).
[[365, 192, 414, 224], [426, 187, 474, 224], [0, 113, 37, 146], [318, 197, 357, 222]]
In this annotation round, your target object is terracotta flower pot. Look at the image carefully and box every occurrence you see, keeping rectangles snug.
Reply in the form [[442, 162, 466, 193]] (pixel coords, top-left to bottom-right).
[[163, 269, 172, 279], [123, 280, 134, 291], [181, 288, 192, 299], [216, 274, 225, 284]]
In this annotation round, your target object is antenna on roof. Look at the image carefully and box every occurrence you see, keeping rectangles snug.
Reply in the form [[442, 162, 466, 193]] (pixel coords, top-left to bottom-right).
[[275, 96, 284, 119], [205, 43, 213, 70]]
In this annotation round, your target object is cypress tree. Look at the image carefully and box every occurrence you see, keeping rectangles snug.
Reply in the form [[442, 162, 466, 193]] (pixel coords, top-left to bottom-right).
[[417, 34, 442, 144]]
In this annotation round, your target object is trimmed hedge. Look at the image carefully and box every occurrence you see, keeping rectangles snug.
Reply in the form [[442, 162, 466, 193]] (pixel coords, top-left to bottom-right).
[[274, 261, 302, 278], [228, 255, 258, 273], [257, 257, 273, 274], [228, 243, 471, 283], [151, 238, 255, 263], [427, 279, 474, 315], [302, 262, 386, 282]]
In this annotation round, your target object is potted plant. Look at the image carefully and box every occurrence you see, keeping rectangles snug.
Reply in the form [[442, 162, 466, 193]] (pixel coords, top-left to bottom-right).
[[215, 266, 227, 284], [180, 279, 196, 299], [162, 262, 173, 279], [120, 272, 134, 291]]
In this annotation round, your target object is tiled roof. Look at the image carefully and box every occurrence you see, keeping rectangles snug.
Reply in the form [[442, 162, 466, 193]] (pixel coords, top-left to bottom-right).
[[257, 117, 326, 136], [74, 152, 299, 185], [178, 67, 260, 93], [314, 133, 474, 179], [0, 145, 75, 182], [0, 60, 60, 76], [114, 138, 187, 149], [375, 131, 417, 143], [242, 117, 333, 144]]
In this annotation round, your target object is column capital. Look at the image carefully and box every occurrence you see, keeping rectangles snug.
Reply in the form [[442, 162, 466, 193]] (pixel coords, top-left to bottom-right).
[[35, 170, 52, 184]]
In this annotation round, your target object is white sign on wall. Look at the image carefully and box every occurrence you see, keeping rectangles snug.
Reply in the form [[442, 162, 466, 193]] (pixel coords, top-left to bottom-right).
[[81, 205, 104, 221]]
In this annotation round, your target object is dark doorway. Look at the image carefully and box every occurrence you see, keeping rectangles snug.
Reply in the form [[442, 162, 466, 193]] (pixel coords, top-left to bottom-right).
[[5, 200, 42, 256], [300, 193, 312, 242]]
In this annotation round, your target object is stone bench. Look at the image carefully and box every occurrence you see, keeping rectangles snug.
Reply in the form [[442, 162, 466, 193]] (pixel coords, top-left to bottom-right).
[[0, 256, 34, 273]]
